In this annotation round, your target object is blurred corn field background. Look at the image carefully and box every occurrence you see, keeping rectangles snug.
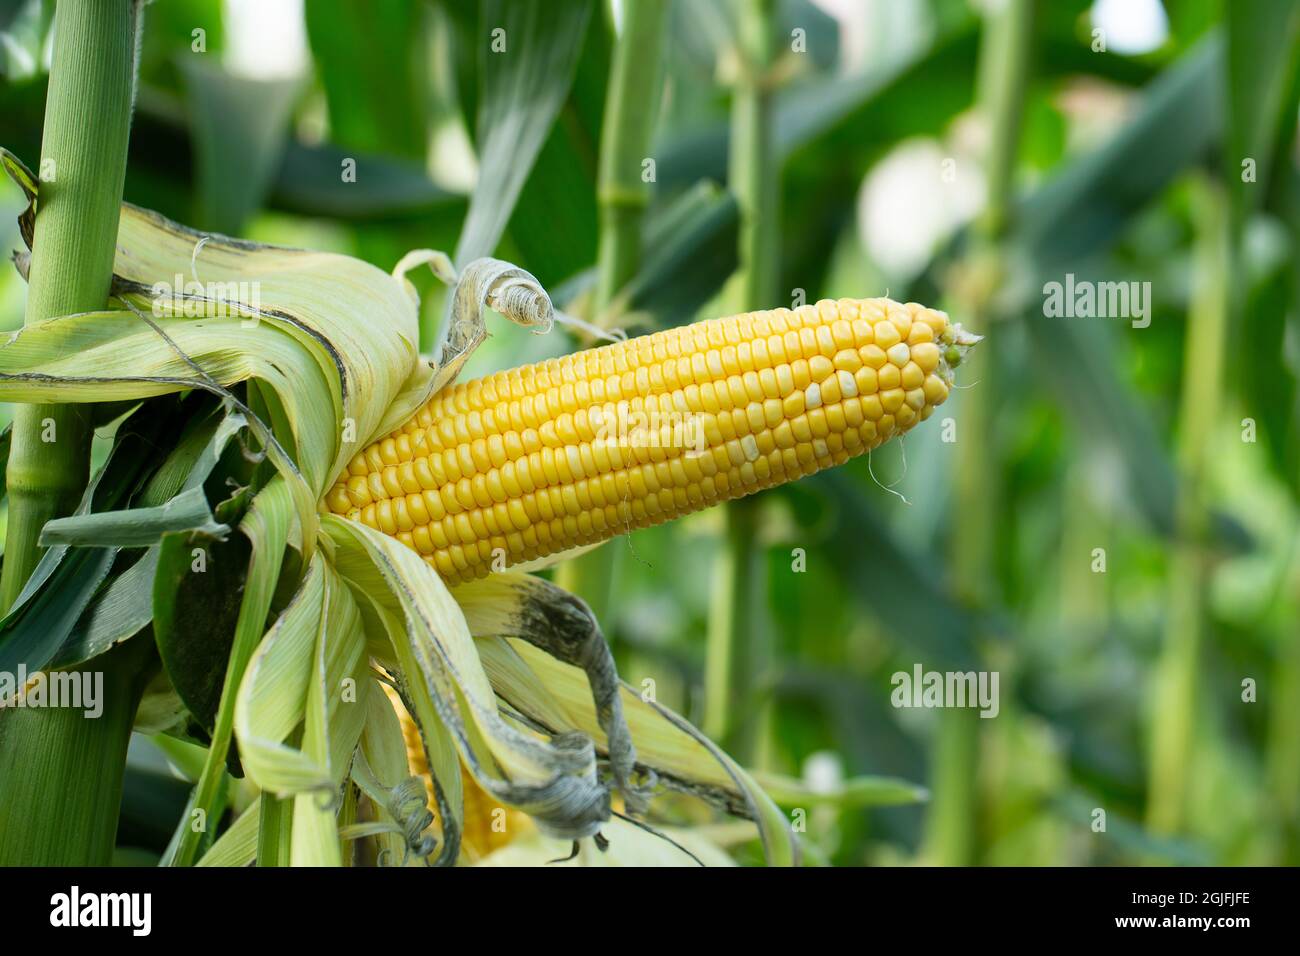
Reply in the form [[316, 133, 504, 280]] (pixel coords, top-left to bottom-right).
[[1, 0, 1298, 867]]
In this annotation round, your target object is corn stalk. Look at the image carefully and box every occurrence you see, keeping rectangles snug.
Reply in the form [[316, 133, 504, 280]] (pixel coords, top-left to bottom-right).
[[1147, 176, 1229, 834], [703, 0, 779, 759], [0, 0, 141, 866], [922, 0, 1031, 866], [556, 0, 670, 621]]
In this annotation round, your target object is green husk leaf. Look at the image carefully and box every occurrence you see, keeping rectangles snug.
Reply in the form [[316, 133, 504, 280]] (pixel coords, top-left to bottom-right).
[[234, 553, 370, 802], [195, 797, 261, 868], [40, 485, 227, 548], [53, 406, 248, 670], [355, 681, 424, 866], [164, 477, 294, 867], [452, 571, 797, 866], [496, 637, 798, 865], [323, 514, 617, 843]]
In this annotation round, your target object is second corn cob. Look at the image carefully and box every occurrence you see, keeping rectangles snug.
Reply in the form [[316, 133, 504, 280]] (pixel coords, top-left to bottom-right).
[[325, 297, 977, 584]]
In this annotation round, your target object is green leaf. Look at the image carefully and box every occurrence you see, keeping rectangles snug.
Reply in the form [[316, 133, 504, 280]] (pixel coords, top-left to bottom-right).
[[453, 0, 593, 266], [752, 771, 929, 809], [1224, 0, 1300, 224], [234, 553, 369, 808], [273, 143, 463, 221], [304, 0, 429, 160], [1016, 37, 1223, 265], [51, 405, 248, 669], [153, 519, 253, 735], [0, 547, 115, 690], [196, 798, 261, 867], [50, 549, 160, 670], [179, 58, 301, 236], [0, 400, 186, 680], [40, 485, 227, 548], [506, 3, 609, 286], [165, 478, 295, 867]]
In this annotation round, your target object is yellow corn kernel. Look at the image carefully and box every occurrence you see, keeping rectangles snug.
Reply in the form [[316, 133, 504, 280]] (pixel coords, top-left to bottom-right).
[[325, 298, 973, 584]]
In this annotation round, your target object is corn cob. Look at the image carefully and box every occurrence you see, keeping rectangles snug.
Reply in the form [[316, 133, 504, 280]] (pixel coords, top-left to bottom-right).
[[396, 706, 528, 861], [325, 297, 976, 584]]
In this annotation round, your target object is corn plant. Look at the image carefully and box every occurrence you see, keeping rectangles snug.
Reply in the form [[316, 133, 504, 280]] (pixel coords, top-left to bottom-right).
[[1, 0, 1298, 870]]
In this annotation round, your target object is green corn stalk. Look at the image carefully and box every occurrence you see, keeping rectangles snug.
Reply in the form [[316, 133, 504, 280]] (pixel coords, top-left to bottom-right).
[[703, 0, 779, 760], [1147, 176, 1229, 836], [0, 0, 142, 866], [922, 0, 1031, 867]]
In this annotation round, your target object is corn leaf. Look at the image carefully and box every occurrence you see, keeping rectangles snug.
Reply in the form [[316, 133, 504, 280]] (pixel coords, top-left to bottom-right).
[[1224, 1, 1300, 225], [0, 400, 189, 681], [506, 2, 609, 287], [234, 552, 370, 800], [180, 58, 301, 236], [51, 549, 159, 670], [273, 143, 463, 221], [165, 478, 295, 867], [1017, 38, 1223, 265], [153, 522, 253, 734], [289, 562, 370, 865], [355, 682, 421, 866], [453, 0, 592, 267], [234, 555, 332, 792], [39, 485, 227, 548], [196, 798, 261, 868], [53, 406, 248, 670], [305, 0, 429, 160]]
